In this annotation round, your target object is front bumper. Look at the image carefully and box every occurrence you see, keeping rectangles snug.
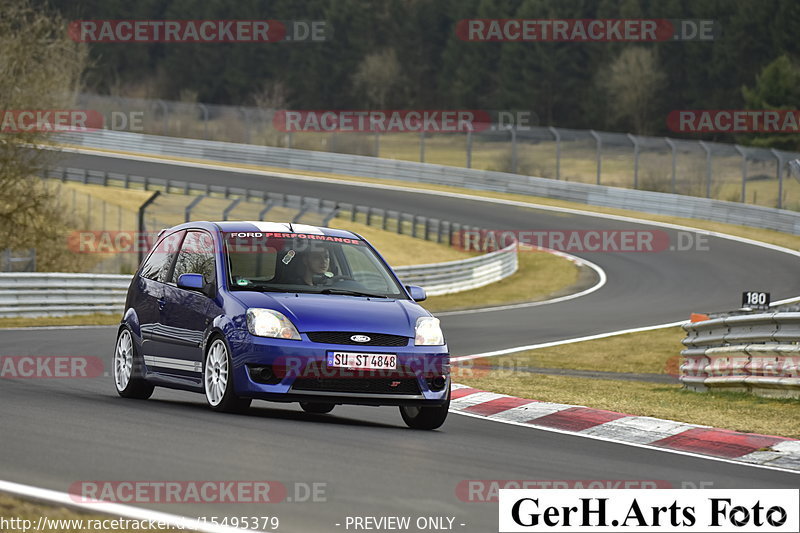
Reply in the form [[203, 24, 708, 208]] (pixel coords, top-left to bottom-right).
[[229, 331, 450, 405]]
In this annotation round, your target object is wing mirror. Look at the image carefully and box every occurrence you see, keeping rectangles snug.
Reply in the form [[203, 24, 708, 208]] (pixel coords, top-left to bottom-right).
[[178, 273, 207, 293], [406, 285, 427, 302]]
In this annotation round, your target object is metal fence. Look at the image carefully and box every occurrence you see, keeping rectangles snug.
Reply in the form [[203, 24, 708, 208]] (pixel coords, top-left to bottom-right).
[[681, 313, 800, 399], [30, 166, 518, 297], [53, 130, 800, 235], [0, 249, 35, 272], [74, 93, 800, 210]]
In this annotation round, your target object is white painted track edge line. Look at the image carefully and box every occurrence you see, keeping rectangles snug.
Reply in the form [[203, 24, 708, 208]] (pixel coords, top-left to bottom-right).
[[436, 251, 607, 316], [448, 410, 800, 475], [0, 479, 262, 533], [451, 320, 687, 361]]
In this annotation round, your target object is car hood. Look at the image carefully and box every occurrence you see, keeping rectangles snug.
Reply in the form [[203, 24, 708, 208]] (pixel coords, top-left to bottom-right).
[[230, 291, 428, 336]]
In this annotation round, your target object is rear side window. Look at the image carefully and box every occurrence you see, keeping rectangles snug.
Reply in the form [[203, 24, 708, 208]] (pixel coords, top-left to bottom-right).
[[171, 231, 216, 285], [140, 230, 185, 282]]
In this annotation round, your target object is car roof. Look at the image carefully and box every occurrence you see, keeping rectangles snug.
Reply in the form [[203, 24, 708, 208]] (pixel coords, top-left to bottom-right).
[[161, 221, 360, 240]]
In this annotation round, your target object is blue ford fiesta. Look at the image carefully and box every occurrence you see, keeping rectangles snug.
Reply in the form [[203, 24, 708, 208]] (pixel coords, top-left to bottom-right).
[[113, 221, 450, 429]]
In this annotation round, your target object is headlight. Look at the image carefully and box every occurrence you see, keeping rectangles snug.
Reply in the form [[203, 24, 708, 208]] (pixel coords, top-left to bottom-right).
[[246, 308, 301, 340], [415, 316, 444, 346]]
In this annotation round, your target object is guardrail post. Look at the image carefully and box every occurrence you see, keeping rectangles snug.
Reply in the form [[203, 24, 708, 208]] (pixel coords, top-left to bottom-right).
[[412, 216, 418, 238], [466, 131, 472, 169], [548, 127, 561, 180], [381, 210, 388, 230], [771, 149, 784, 209], [366, 207, 372, 226], [350, 205, 357, 222], [82, 168, 88, 184], [185, 195, 205, 222], [699, 141, 712, 198], [590, 130, 601, 185], [239, 107, 251, 144], [398, 213, 405, 234], [153, 100, 168, 134], [138, 191, 161, 265], [222, 198, 242, 221], [627, 133, 639, 189], [510, 126, 518, 174], [198, 103, 209, 140], [322, 207, 340, 226], [424, 217, 430, 240], [734, 145, 747, 203], [665, 138, 677, 194], [259, 201, 275, 220]]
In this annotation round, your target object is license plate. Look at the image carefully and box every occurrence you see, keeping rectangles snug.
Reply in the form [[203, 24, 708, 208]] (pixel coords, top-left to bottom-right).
[[327, 352, 397, 370]]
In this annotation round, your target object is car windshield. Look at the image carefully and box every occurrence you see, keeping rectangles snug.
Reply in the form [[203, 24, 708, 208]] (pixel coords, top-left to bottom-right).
[[224, 232, 407, 299]]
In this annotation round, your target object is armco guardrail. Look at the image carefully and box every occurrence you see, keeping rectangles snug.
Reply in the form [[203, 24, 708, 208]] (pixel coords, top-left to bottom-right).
[[395, 242, 517, 296], [0, 246, 517, 317], [55, 130, 800, 235], [681, 313, 800, 399], [0, 273, 130, 317]]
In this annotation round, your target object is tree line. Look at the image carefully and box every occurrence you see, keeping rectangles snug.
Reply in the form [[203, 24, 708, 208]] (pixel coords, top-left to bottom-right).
[[41, 0, 800, 147]]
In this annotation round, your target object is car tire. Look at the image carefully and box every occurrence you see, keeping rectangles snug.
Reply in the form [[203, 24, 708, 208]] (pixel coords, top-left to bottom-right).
[[399, 400, 449, 430], [300, 402, 335, 414], [204, 337, 251, 413], [113, 328, 155, 400]]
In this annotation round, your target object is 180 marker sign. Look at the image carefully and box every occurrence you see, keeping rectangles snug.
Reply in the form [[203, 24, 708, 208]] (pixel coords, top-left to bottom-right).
[[742, 291, 770, 310]]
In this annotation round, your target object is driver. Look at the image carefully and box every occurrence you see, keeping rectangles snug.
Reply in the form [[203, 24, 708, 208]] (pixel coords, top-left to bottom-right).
[[296, 248, 331, 285]]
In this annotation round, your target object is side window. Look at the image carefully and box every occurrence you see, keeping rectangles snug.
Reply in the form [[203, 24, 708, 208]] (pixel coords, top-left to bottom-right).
[[140, 230, 185, 282], [171, 231, 216, 286]]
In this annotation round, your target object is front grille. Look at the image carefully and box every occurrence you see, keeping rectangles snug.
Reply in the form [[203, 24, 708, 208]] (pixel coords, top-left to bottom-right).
[[292, 377, 421, 395], [306, 331, 409, 347], [291, 361, 421, 395]]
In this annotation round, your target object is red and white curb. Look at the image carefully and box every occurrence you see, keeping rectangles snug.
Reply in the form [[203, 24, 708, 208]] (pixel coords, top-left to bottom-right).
[[450, 384, 800, 472]]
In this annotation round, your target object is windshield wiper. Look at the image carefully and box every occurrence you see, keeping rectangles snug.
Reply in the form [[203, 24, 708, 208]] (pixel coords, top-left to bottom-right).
[[318, 288, 388, 298]]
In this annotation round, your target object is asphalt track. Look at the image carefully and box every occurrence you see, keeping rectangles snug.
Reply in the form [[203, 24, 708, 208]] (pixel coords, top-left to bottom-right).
[[52, 152, 800, 355], [1, 150, 799, 532]]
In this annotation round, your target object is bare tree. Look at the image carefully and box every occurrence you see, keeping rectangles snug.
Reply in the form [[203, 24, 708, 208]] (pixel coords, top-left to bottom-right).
[[599, 47, 665, 135], [352, 49, 402, 109], [0, 0, 88, 260], [251, 80, 288, 111]]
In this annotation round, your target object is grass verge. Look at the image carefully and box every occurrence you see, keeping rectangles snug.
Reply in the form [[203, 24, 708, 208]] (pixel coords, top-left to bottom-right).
[[482, 326, 684, 375], [422, 250, 581, 313], [0, 313, 120, 328], [0, 493, 190, 532], [456, 372, 800, 439], [454, 326, 800, 438]]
